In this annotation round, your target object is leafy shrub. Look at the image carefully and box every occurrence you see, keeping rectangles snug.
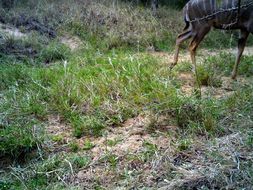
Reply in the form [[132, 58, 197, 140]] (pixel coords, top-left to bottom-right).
[[40, 41, 70, 63]]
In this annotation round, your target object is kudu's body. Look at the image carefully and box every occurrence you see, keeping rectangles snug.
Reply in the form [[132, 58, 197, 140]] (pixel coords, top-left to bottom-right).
[[172, 0, 253, 79]]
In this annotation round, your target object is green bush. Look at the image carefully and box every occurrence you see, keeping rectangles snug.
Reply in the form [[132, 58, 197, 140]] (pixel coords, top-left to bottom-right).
[[40, 41, 70, 63]]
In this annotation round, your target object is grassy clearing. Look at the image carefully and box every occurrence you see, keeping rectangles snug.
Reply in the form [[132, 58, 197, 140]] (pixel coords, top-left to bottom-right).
[[1, 0, 253, 189], [1, 48, 253, 189], [1, 50, 182, 157]]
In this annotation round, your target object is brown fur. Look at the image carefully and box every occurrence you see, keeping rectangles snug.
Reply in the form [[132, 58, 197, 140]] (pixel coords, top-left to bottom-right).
[[172, 0, 253, 79]]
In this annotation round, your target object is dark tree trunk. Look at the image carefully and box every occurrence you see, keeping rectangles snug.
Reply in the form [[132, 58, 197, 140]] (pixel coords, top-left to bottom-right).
[[151, 0, 159, 15], [130, 0, 159, 15]]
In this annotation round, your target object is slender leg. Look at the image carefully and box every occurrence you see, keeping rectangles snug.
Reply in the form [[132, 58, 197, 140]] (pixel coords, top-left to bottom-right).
[[171, 30, 192, 69], [189, 36, 201, 93], [189, 27, 211, 74], [231, 30, 249, 79], [188, 27, 211, 95]]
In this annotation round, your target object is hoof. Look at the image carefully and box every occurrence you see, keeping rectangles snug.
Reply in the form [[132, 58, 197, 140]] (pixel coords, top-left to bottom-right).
[[169, 63, 176, 70], [231, 74, 237, 80]]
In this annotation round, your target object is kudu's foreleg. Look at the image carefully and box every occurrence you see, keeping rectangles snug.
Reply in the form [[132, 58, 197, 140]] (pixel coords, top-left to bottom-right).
[[188, 27, 210, 95], [171, 30, 192, 69], [231, 30, 249, 79], [188, 27, 211, 74]]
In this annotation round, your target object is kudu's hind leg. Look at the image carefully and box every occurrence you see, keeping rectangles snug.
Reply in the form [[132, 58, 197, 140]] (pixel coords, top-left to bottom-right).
[[171, 30, 192, 69], [231, 30, 249, 79]]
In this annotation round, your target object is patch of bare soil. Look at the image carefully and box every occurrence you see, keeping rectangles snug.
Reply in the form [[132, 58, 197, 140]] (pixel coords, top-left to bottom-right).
[[0, 23, 27, 38], [71, 131, 251, 189], [46, 113, 253, 189], [46, 114, 179, 188], [149, 51, 191, 65], [60, 34, 83, 51], [0, 23, 39, 58], [202, 76, 235, 98], [46, 107, 252, 189], [201, 46, 253, 57], [177, 72, 194, 95], [89, 115, 176, 160], [149, 45, 253, 67], [238, 46, 253, 56], [201, 76, 249, 98], [177, 72, 240, 98], [48, 115, 177, 160], [46, 115, 73, 152]]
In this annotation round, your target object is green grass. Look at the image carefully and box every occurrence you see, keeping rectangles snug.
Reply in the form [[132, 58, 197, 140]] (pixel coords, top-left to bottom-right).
[[1, 39, 253, 190], [1, 46, 236, 161], [1, 153, 90, 190], [0, 64, 47, 158], [0, 49, 181, 158], [203, 52, 253, 77]]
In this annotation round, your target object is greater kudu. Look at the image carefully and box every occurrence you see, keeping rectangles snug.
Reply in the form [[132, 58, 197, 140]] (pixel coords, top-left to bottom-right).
[[171, 0, 253, 79]]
